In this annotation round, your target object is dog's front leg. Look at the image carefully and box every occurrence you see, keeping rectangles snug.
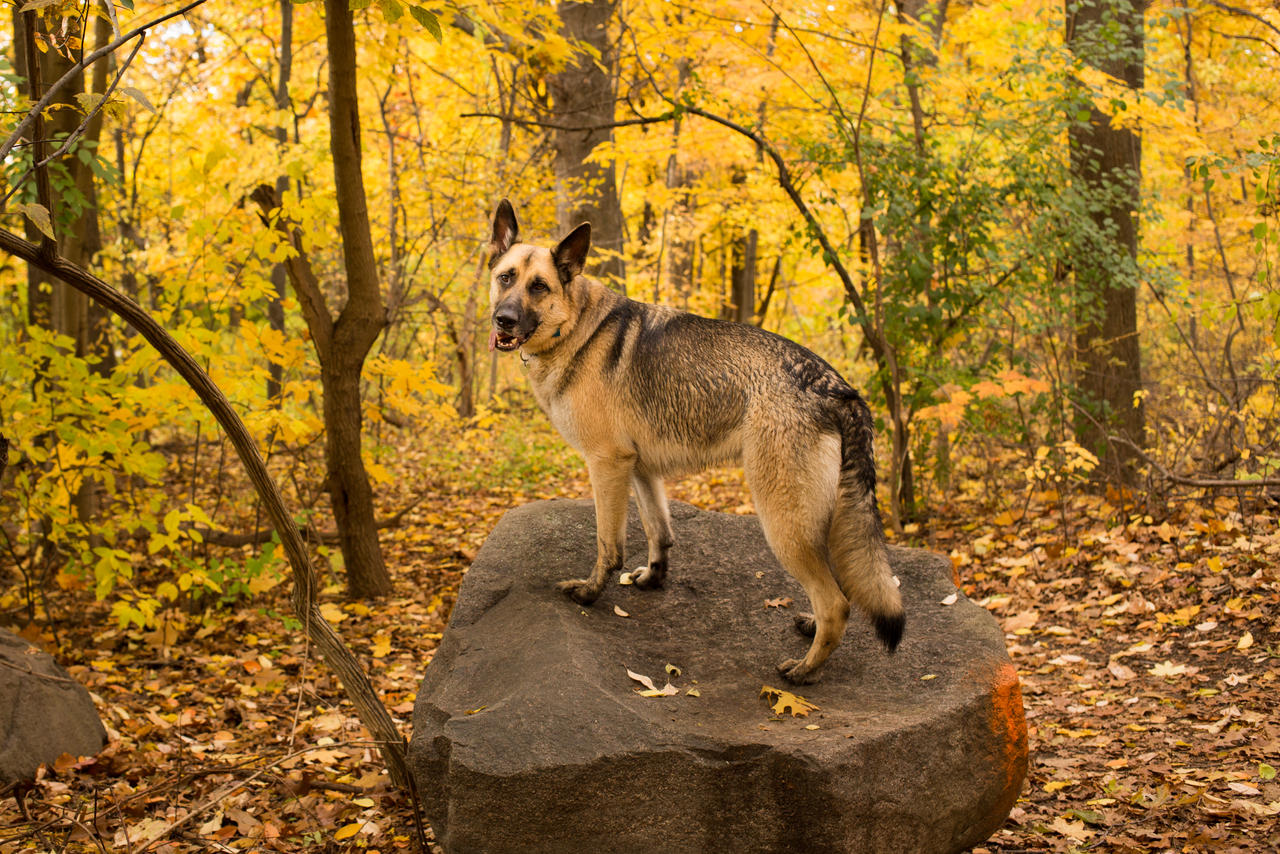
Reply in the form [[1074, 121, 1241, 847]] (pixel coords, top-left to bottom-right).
[[557, 453, 633, 605], [630, 471, 673, 588]]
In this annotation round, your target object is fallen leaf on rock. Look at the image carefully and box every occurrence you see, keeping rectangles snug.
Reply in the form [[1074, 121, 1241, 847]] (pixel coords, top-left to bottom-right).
[[626, 668, 678, 697], [613, 605, 630, 618], [626, 669, 658, 691], [940, 592, 959, 605], [765, 597, 793, 608], [760, 685, 819, 717]]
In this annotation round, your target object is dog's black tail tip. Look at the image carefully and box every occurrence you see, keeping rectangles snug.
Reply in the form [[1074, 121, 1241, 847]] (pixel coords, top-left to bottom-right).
[[875, 612, 906, 653]]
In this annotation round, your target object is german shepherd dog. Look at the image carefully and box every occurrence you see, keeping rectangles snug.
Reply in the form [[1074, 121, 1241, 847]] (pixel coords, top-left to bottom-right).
[[487, 200, 904, 683]]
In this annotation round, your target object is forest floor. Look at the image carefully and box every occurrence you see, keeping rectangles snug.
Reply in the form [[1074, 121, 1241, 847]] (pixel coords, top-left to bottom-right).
[[1, 413, 1278, 853]]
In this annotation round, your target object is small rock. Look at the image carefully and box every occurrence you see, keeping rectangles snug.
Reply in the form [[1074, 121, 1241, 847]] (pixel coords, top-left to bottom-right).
[[1, 629, 107, 785]]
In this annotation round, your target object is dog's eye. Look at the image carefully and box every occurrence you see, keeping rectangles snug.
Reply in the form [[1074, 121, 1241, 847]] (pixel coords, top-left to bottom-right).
[[498, 270, 514, 286], [529, 279, 550, 295]]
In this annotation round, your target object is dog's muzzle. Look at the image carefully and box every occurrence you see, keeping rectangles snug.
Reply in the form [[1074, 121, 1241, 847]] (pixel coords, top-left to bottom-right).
[[490, 305, 526, 352]]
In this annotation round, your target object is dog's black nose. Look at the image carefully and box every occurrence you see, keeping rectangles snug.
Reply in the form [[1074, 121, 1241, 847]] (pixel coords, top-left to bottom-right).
[[494, 305, 519, 331]]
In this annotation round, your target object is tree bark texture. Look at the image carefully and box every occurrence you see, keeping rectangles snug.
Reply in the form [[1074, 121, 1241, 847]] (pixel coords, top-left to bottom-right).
[[547, 0, 626, 288], [729, 229, 757, 324], [1066, 0, 1146, 480], [267, 0, 294, 404], [321, 0, 392, 598]]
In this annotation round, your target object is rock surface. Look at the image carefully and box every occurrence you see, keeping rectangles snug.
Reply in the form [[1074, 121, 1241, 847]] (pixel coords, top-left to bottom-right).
[[409, 499, 1027, 853], [1, 629, 107, 785]]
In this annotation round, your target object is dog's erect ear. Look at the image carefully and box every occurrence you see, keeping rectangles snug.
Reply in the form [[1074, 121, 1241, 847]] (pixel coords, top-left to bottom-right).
[[489, 199, 519, 268], [551, 222, 591, 284]]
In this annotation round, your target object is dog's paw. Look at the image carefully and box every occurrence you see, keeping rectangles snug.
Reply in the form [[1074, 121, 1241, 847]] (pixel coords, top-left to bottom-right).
[[793, 614, 817, 637], [631, 561, 666, 590], [556, 578, 601, 605], [776, 658, 821, 685]]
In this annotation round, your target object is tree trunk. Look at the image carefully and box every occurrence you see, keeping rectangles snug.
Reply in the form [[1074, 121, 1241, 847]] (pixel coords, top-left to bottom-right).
[[547, 0, 625, 288], [267, 0, 294, 404], [12, 9, 52, 331], [1066, 0, 1146, 483], [14, 10, 113, 527], [322, 0, 392, 598], [729, 229, 757, 324]]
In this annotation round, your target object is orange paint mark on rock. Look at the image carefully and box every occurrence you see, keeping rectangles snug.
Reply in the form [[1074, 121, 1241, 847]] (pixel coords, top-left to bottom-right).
[[989, 661, 1029, 808]]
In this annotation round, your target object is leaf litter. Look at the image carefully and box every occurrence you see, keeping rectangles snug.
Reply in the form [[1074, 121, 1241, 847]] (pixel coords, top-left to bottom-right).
[[2, 425, 1278, 852]]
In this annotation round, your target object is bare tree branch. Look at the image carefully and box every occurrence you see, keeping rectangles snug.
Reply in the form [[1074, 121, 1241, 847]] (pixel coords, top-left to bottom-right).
[[1202, 0, 1280, 41], [1109, 435, 1280, 489], [459, 110, 675, 132]]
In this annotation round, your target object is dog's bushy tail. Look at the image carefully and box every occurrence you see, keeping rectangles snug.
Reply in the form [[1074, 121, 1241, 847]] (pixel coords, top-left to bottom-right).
[[827, 394, 905, 652]]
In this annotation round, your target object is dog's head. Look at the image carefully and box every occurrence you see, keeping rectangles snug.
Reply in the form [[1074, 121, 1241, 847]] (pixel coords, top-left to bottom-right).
[[487, 200, 590, 355]]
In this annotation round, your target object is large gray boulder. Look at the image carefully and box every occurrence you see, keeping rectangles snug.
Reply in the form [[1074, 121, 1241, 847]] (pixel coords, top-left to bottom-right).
[[409, 499, 1027, 853], [1, 629, 107, 785]]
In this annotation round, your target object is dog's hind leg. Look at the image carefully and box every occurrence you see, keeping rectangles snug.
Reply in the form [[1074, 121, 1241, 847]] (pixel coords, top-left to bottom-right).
[[747, 431, 849, 684], [557, 452, 633, 605], [629, 470, 673, 589]]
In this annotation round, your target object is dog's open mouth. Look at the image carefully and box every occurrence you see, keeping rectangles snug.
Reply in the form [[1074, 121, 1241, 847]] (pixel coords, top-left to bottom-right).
[[489, 327, 525, 352]]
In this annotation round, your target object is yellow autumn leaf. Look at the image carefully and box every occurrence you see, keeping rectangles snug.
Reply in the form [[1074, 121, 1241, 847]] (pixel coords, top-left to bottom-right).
[[371, 633, 392, 658], [760, 685, 820, 717], [334, 822, 362, 840], [319, 602, 347, 623]]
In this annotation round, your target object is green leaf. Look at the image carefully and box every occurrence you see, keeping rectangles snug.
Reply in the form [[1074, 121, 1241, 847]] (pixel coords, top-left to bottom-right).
[[379, 0, 402, 23], [18, 203, 54, 239], [1261, 763, 1277, 781], [410, 5, 442, 40], [1067, 808, 1105, 826], [1253, 222, 1268, 240]]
